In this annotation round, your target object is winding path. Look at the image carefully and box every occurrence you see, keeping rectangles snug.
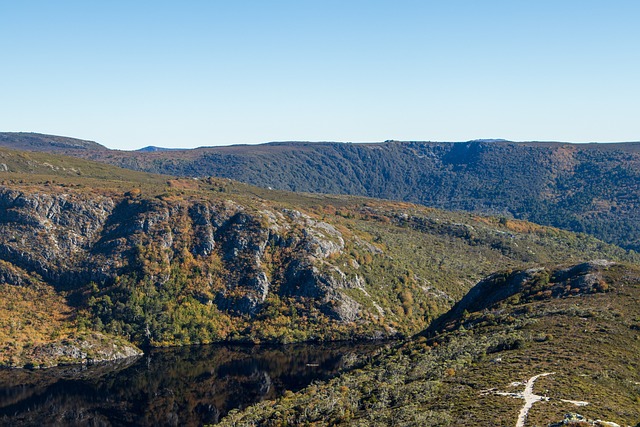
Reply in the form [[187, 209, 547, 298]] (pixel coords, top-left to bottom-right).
[[513, 372, 553, 427], [486, 372, 589, 427]]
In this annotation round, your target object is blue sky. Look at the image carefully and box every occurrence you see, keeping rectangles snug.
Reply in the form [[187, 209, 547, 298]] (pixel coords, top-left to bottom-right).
[[1, 1, 639, 149]]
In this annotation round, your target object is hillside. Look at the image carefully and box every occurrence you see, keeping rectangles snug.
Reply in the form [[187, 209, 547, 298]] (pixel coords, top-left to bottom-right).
[[0, 132, 106, 152], [0, 148, 635, 367], [219, 261, 640, 427], [1, 133, 639, 251]]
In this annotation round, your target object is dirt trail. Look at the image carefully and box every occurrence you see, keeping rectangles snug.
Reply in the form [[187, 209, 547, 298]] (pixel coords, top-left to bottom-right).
[[486, 372, 589, 427], [514, 372, 554, 427]]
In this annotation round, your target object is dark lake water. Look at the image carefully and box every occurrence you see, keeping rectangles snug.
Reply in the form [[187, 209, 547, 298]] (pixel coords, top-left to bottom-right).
[[0, 341, 386, 426]]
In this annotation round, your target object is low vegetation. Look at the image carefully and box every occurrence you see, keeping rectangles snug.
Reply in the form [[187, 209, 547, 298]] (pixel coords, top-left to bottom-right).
[[219, 262, 640, 426]]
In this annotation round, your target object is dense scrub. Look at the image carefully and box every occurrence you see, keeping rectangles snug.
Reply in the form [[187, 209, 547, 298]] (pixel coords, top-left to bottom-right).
[[219, 262, 640, 426]]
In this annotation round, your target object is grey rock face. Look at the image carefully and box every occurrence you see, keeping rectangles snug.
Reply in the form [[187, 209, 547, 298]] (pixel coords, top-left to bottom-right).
[[31, 334, 143, 367], [552, 260, 616, 282], [0, 187, 115, 286], [0, 187, 368, 323], [447, 260, 615, 320]]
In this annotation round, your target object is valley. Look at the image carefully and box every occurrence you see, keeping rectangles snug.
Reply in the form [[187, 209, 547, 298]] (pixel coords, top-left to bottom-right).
[[0, 143, 638, 426]]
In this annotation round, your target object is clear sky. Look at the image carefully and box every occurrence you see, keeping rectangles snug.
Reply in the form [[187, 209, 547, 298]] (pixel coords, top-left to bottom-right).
[[1, 1, 639, 150]]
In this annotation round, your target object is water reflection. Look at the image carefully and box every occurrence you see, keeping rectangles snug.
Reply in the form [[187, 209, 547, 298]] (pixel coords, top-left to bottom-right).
[[0, 342, 385, 426]]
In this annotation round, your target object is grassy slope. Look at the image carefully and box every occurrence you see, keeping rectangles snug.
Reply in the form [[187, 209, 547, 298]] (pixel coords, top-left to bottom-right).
[[0, 146, 167, 186], [0, 132, 106, 152], [219, 262, 640, 427]]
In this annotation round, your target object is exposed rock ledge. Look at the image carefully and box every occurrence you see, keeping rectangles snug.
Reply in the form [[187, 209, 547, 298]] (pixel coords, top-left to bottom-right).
[[549, 413, 627, 427], [9, 333, 142, 369]]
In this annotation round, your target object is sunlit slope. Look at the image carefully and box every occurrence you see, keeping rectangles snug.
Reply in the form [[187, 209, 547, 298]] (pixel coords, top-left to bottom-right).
[[219, 261, 640, 426], [0, 147, 636, 368]]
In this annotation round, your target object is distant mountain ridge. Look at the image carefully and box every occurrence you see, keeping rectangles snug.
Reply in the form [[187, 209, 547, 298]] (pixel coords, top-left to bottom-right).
[[136, 146, 182, 152], [1, 133, 639, 251], [0, 132, 106, 152]]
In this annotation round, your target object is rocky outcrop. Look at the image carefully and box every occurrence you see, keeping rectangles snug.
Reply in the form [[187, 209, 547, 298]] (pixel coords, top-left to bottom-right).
[[0, 260, 42, 287], [0, 186, 379, 329], [28, 333, 143, 367], [549, 413, 625, 427], [212, 207, 359, 319], [0, 187, 115, 287], [458, 261, 613, 314], [428, 260, 616, 334]]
